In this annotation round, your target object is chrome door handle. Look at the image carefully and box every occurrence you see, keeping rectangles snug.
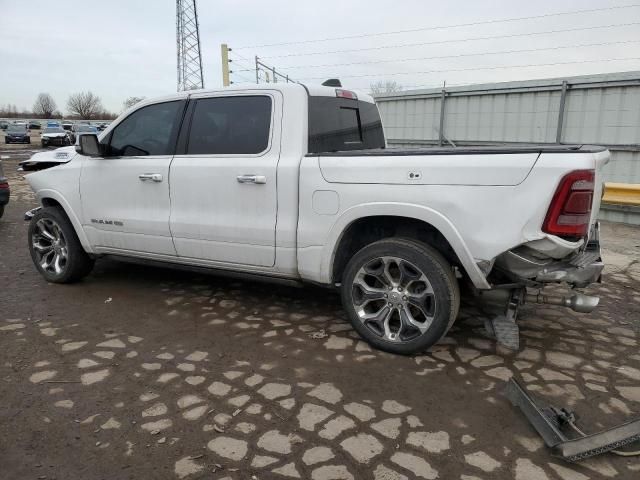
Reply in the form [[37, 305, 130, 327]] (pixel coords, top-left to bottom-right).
[[138, 173, 163, 182], [237, 174, 266, 184]]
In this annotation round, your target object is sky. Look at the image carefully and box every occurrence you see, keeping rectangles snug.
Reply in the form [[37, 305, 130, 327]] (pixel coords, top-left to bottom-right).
[[1, 0, 639, 113]]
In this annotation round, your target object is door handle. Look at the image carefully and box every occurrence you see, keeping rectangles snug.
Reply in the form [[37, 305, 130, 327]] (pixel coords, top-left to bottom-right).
[[236, 174, 266, 184], [138, 173, 163, 182]]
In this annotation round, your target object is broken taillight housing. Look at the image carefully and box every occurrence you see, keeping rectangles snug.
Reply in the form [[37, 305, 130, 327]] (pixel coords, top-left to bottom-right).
[[542, 170, 595, 238]]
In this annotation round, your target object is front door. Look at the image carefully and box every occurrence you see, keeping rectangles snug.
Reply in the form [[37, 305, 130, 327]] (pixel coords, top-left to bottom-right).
[[169, 91, 281, 267], [80, 99, 185, 256]]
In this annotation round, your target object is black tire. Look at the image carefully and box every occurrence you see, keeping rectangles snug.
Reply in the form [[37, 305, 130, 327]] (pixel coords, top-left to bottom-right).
[[27, 137, 31, 144], [28, 206, 94, 283], [0, 205, 4, 218], [41, 141, 46, 148], [341, 238, 460, 355]]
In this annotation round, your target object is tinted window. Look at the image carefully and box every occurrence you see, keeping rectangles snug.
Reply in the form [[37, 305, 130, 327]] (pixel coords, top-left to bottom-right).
[[8, 125, 27, 132], [308, 97, 385, 153], [110, 101, 182, 156], [187, 96, 271, 155]]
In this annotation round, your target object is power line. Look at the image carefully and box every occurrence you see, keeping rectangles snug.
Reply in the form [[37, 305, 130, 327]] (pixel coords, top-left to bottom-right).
[[235, 3, 640, 49], [229, 49, 253, 62], [300, 56, 640, 81], [229, 56, 255, 72], [234, 39, 640, 72], [261, 21, 640, 59], [230, 71, 254, 83]]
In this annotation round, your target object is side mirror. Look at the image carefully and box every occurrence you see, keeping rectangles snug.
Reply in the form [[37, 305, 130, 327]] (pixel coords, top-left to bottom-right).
[[76, 134, 101, 157]]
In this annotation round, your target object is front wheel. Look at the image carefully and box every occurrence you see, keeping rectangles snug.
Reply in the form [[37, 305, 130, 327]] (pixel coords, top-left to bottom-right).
[[28, 207, 94, 283], [341, 238, 460, 355]]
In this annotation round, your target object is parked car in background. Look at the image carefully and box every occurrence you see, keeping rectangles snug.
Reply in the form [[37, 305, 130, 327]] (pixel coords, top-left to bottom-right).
[[0, 121, 9, 130], [70, 124, 99, 143], [29, 121, 42, 130], [0, 160, 9, 219], [96, 123, 108, 131], [62, 122, 74, 131], [5, 124, 30, 143], [41, 127, 71, 147]]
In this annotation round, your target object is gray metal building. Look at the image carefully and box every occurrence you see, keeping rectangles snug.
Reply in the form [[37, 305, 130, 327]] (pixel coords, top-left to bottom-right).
[[374, 71, 640, 224]]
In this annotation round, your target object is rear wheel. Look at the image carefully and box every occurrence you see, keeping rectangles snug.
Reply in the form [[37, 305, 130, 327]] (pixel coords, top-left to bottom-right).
[[28, 207, 94, 283], [0, 205, 4, 218], [341, 238, 460, 355]]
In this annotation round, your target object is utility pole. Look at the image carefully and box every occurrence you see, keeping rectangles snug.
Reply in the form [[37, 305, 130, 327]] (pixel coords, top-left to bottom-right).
[[255, 56, 259, 84], [221, 43, 230, 87]]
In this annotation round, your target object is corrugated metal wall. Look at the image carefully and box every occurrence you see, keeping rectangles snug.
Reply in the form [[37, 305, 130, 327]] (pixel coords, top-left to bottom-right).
[[375, 71, 640, 224]]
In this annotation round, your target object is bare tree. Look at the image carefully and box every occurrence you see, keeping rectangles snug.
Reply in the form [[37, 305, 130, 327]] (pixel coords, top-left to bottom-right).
[[67, 91, 103, 119], [33, 93, 57, 118], [123, 96, 145, 110], [369, 80, 404, 96]]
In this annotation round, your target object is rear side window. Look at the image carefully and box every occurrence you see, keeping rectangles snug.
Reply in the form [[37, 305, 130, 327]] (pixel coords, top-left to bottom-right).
[[308, 97, 385, 153], [109, 101, 182, 157], [187, 96, 272, 155]]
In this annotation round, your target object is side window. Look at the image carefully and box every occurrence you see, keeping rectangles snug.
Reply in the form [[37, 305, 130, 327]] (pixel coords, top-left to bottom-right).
[[187, 96, 272, 155], [109, 101, 182, 156]]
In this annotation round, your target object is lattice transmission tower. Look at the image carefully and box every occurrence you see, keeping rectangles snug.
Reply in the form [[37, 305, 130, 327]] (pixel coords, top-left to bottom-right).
[[176, 0, 204, 91]]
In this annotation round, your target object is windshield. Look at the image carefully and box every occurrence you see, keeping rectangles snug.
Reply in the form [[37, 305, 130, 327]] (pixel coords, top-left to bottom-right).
[[8, 125, 27, 133], [44, 127, 65, 133], [77, 125, 97, 132]]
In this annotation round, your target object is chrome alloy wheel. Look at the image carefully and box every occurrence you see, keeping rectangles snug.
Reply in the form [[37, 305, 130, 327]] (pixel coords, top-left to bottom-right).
[[351, 256, 436, 343], [31, 218, 68, 276]]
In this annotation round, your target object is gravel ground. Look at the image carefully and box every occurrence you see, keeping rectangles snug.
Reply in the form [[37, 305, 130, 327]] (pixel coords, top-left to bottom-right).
[[1, 143, 639, 480]]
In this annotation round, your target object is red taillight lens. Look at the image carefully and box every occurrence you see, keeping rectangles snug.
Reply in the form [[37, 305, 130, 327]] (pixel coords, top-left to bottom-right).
[[542, 170, 595, 238], [0, 182, 9, 189]]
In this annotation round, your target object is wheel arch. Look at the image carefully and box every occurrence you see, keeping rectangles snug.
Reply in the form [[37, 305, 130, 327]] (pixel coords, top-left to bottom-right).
[[324, 203, 490, 289], [37, 189, 94, 253]]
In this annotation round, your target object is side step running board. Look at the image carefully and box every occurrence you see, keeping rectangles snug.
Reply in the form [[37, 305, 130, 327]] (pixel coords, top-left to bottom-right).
[[505, 379, 640, 462]]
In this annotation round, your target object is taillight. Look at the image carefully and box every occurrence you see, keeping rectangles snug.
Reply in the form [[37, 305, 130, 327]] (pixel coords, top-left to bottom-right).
[[542, 170, 595, 238], [0, 182, 9, 189]]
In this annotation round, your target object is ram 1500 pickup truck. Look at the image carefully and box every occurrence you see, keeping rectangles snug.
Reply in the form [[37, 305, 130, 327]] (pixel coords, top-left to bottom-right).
[[20, 83, 608, 354]]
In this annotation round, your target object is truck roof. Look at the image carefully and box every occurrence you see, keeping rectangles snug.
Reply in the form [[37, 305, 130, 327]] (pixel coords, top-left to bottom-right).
[[142, 82, 375, 106]]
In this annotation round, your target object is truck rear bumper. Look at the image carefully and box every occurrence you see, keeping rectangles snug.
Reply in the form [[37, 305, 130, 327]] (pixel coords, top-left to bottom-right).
[[495, 224, 603, 288]]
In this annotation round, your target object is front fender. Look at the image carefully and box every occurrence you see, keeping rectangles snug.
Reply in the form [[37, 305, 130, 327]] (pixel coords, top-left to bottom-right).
[[35, 189, 94, 253], [321, 202, 490, 289]]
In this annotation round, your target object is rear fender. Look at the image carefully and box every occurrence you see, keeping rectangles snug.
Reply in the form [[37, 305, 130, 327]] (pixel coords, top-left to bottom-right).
[[324, 202, 491, 289]]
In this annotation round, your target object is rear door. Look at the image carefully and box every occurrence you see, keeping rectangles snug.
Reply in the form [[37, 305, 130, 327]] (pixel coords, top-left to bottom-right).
[[169, 91, 282, 267]]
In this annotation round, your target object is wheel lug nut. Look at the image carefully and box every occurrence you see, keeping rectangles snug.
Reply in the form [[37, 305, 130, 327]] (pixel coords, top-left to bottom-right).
[[388, 303, 392, 307], [403, 296, 407, 300]]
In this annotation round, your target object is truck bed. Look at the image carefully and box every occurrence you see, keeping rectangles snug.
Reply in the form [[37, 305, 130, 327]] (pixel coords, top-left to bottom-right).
[[310, 144, 607, 156]]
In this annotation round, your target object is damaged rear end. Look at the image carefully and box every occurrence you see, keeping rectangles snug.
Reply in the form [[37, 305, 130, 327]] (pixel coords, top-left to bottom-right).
[[483, 147, 610, 348]]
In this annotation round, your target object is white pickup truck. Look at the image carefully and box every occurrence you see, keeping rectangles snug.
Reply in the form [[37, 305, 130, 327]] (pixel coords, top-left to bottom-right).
[[20, 82, 608, 354]]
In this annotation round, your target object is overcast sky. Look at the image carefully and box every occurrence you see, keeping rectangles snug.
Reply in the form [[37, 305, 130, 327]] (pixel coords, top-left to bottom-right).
[[1, 0, 639, 113]]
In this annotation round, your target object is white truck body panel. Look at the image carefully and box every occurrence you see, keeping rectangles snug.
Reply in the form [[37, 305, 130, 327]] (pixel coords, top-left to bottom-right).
[[22, 83, 609, 292], [319, 153, 539, 186]]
